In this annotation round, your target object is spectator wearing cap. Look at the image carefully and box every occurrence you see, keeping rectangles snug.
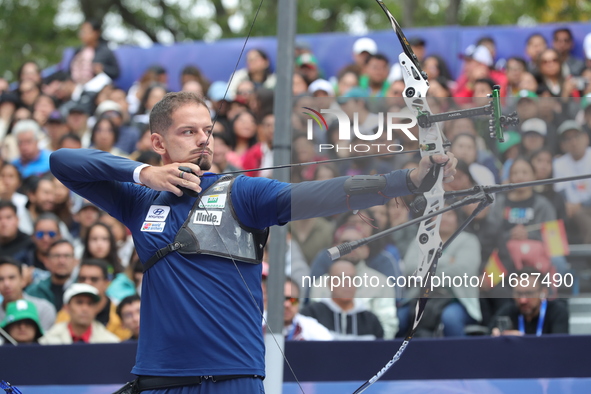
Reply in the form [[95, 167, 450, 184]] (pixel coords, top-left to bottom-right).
[[349, 37, 378, 76], [39, 282, 119, 344], [0, 257, 56, 332], [117, 294, 141, 341], [45, 110, 70, 151], [337, 87, 380, 135], [359, 53, 391, 97], [95, 100, 140, 155], [11, 120, 51, 178], [66, 103, 92, 148], [552, 27, 585, 77], [520, 117, 547, 158], [453, 45, 508, 98], [227, 49, 276, 97], [553, 120, 591, 243], [53, 259, 129, 340], [296, 53, 322, 84], [26, 240, 78, 312], [0, 299, 45, 345], [307, 78, 340, 126], [0, 201, 33, 259]]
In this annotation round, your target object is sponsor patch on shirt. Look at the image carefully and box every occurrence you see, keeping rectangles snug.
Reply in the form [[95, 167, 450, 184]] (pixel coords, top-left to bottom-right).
[[198, 194, 227, 209], [141, 222, 166, 233], [145, 205, 170, 222], [212, 181, 230, 192], [193, 210, 222, 225]]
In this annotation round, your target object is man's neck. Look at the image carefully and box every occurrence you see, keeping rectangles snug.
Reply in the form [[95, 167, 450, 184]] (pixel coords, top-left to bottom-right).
[[70, 321, 91, 337], [0, 232, 18, 245], [51, 274, 70, 286], [332, 298, 354, 311]]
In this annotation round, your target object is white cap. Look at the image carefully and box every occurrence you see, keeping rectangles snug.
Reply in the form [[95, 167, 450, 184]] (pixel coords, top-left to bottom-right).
[[95, 100, 122, 118], [353, 37, 378, 55], [63, 283, 100, 305], [308, 79, 335, 96], [584, 33, 591, 59], [521, 117, 547, 136], [464, 45, 493, 67]]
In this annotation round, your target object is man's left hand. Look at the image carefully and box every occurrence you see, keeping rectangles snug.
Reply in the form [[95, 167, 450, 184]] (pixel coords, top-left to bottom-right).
[[410, 152, 457, 188]]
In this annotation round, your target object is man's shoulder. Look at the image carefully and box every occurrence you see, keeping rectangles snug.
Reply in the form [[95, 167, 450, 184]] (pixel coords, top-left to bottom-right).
[[90, 321, 120, 343], [24, 293, 56, 312], [25, 277, 53, 297]]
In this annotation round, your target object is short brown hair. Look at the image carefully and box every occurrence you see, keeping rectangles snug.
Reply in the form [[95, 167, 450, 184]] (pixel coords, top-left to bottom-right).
[[149, 91, 208, 134]]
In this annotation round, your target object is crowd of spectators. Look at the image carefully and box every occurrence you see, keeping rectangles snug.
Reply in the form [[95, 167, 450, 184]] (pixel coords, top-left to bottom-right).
[[1, 19, 589, 345]]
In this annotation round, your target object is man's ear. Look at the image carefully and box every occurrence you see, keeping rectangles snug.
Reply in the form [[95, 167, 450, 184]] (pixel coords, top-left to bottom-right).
[[151, 133, 166, 155]]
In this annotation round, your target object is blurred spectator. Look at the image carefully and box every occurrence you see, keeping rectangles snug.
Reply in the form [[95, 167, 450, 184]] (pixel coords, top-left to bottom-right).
[[0, 201, 33, 258], [33, 94, 57, 128], [226, 110, 258, 168], [212, 133, 240, 174], [422, 55, 453, 84], [18, 80, 41, 111], [90, 117, 127, 157], [525, 33, 548, 74], [45, 111, 69, 151], [0, 163, 28, 231], [520, 117, 547, 158], [0, 257, 55, 331], [515, 91, 539, 123], [18, 61, 42, 86], [409, 37, 427, 63], [82, 222, 124, 277], [228, 49, 276, 96], [235, 80, 256, 111], [289, 214, 334, 267], [21, 175, 56, 235], [11, 120, 51, 178], [70, 19, 120, 85], [301, 260, 384, 340], [490, 267, 568, 336], [402, 207, 482, 337], [477, 36, 505, 70], [450, 133, 497, 185], [0, 299, 44, 345], [335, 67, 359, 96], [497, 130, 522, 182], [553, 120, 591, 243], [337, 87, 380, 135], [584, 33, 591, 69], [309, 224, 398, 338], [180, 65, 210, 94], [282, 277, 332, 341], [349, 37, 378, 76], [95, 100, 140, 154], [292, 72, 309, 96], [519, 72, 539, 93], [472, 77, 496, 98], [386, 197, 416, 258], [295, 53, 321, 84], [359, 54, 390, 97], [133, 84, 167, 126], [295, 41, 313, 59], [243, 113, 274, 178], [63, 259, 129, 340], [454, 45, 507, 98], [66, 104, 91, 148], [552, 27, 584, 77], [535, 48, 579, 97], [71, 200, 101, 253], [308, 79, 335, 97], [39, 283, 119, 344], [97, 214, 134, 269], [127, 65, 167, 116], [58, 133, 82, 150], [506, 57, 528, 97], [530, 148, 568, 222], [116, 294, 141, 341], [26, 240, 77, 312]]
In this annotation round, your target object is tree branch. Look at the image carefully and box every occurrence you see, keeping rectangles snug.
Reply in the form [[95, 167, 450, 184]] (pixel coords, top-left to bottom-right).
[[111, 0, 159, 43]]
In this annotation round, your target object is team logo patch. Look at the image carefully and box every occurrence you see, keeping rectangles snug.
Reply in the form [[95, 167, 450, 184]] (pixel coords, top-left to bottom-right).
[[193, 210, 222, 226], [141, 222, 166, 232], [198, 194, 227, 209], [145, 205, 170, 222]]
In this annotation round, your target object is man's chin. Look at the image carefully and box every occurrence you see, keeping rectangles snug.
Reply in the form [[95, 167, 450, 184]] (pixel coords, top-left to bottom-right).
[[195, 157, 212, 171]]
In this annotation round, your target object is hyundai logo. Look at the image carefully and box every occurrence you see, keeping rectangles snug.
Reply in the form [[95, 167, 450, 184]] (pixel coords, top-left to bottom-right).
[[153, 209, 165, 215]]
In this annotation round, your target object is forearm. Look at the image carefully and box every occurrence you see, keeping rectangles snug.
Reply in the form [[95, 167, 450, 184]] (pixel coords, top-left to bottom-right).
[[278, 169, 411, 222]]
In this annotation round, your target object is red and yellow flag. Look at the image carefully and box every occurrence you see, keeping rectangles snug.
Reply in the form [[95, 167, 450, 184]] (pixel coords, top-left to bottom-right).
[[483, 249, 507, 288], [541, 219, 570, 257]]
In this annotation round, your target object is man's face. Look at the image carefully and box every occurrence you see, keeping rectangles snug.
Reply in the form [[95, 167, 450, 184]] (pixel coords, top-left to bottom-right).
[[33, 219, 60, 253], [67, 112, 89, 134], [366, 58, 389, 85], [337, 228, 369, 264], [329, 262, 357, 301], [17, 130, 39, 163], [553, 31, 573, 56], [151, 104, 214, 169], [560, 129, 589, 160], [67, 294, 97, 327], [513, 280, 543, 318], [0, 207, 19, 241], [46, 243, 76, 278], [506, 59, 525, 85], [120, 300, 141, 338], [0, 264, 23, 302], [30, 179, 55, 213], [283, 281, 300, 326], [527, 36, 547, 61], [6, 320, 37, 343], [78, 265, 109, 297]]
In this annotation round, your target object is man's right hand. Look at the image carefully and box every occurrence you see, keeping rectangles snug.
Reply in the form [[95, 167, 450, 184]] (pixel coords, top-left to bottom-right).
[[139, 163, 203, 197]]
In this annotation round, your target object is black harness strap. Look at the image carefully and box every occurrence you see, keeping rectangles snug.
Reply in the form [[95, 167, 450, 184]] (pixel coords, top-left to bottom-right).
[[143, 241, 183, 272]]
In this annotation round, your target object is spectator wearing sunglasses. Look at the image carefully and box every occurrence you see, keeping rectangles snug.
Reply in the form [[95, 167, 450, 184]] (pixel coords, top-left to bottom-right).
[[26, 240, 77, 312], [281, 277, 332, 341], [15, 213, 62, 286]]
